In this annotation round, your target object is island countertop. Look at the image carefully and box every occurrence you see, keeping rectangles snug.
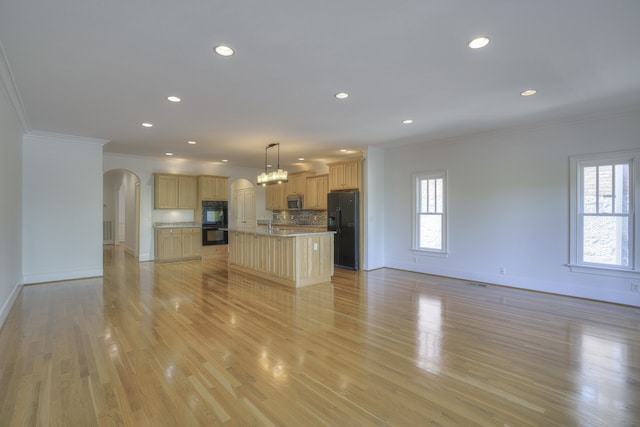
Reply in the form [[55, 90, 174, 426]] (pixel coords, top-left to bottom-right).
[[226, 226, 334, 237]]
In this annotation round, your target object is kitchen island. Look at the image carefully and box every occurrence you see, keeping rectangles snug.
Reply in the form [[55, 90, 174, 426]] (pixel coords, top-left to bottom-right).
[[228, 227, 335, 288]]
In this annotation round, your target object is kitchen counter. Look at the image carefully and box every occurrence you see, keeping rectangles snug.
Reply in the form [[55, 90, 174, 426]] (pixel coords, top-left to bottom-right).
[[227, 226, 332, 237], [153, 222, 202, 228], [228, 228, 334, 288]]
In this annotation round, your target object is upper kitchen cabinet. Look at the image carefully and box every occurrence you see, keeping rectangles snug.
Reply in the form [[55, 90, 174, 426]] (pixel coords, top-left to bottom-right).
[[265, 183, 287, 210], [154, 174, 197, 209], [328, 158, 361, 191], [199, 175, 229, 201], [287, 171, 315, 197], [306, 174, 328, 210]]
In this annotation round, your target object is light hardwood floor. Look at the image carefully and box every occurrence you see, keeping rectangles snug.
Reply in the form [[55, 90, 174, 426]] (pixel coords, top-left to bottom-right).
[[1, 245, 639, 426]]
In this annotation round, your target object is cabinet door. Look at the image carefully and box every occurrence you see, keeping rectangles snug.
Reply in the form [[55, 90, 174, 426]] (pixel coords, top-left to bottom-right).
[[178, 176, 197, 209], [328, 164, 345, 191], [154, 175, 179, 209], [199, 176, 215, 200], [316, 175, 328, 209], [343, 161, 361, 189], [306, 177, 319, 209], [156, 228, 183, 259], [215, 178, 228, 200], [182, 228, 202, 258], [265, 183, 287, 210], [306, 175, 328, 210]]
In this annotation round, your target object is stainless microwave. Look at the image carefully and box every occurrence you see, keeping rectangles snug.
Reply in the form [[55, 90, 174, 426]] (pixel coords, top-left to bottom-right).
[[287, 195, 303, 210]]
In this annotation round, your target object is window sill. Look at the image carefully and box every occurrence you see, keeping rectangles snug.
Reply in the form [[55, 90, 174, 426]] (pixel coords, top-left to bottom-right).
[[412, 248, 448, 258], [567, 264, 640, 279]]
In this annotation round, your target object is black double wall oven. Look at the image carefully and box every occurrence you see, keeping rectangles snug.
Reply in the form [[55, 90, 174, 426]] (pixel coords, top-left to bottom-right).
[[202, 201, 228, 245]]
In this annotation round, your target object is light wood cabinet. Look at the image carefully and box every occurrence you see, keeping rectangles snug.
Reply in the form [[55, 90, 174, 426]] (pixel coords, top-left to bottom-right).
[[287, 171, 315, 197], [265, 183, 287, 210], [305, 174, 328, 210], [155, 227, 202, 261], [328, 159, 361, 191], [182, 227, 202, 258], [154, 174, 197, 209], [199, 175, 228, 201], [229, 229, 333, 287]]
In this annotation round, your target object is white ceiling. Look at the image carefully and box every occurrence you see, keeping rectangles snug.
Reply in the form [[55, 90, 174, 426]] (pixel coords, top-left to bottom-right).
[[1, 0, 640, 172]]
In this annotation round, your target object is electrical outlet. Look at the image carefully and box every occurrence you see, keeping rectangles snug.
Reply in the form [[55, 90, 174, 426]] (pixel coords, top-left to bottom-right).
[[631, 282, 640, 293], [500, 266, 506, 275], [313, 242, 318, 251]]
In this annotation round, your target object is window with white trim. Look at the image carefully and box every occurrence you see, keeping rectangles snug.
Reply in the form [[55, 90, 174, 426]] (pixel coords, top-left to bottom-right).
[[569, 150, 639, 276], [414, 171, 447, 253]]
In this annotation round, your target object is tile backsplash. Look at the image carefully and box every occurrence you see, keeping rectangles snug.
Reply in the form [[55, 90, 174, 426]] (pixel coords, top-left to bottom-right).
[[271, 210, 327, 226]]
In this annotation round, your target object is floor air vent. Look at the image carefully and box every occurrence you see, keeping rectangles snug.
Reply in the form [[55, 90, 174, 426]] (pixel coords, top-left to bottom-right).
[[466, 282, 488, 287]]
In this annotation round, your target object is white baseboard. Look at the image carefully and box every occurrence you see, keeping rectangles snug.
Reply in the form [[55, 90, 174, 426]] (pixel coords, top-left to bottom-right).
[[0, 280, 23, 329], [23, 268, 103, 285]]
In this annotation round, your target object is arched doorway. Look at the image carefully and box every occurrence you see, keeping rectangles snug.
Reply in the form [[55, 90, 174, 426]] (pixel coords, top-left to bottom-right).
[[103, 169, 141, 258]]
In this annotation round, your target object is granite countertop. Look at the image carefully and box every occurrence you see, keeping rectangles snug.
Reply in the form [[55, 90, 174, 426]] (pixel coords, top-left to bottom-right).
[[228, 226, 334, 237], [153, 222, 202, 228]]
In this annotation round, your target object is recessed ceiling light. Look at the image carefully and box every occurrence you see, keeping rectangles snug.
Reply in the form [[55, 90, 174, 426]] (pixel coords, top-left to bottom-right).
[[165, 152, 173, 156], [141, 122, 153, 128], [520, 89, 537, 96], [214, 45, 234, 56], [222, 159, 228, 163], [402, 119, 414, 124], [335, 92, 349, 99], [187, 140, 197, 145], [340, 149, 348, 152], [468, 36, 490, 49], [167, 96, 181, 102], [298, 157, 305, 161], [267, 164, 273, 168]]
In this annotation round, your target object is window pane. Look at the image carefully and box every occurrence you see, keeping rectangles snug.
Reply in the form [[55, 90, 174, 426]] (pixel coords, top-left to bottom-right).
[[583, 215, 629, 266], [428, 179, 436, 212], [420, 180, 428, 212], [420, 214, 442, 250], [435, 178, 443, 213], [583, 166, 597, 214], [597, 165, 613, 214]]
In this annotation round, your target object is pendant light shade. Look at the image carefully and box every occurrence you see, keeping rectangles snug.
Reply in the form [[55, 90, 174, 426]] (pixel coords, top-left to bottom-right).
[[257, 143, 288, 186]]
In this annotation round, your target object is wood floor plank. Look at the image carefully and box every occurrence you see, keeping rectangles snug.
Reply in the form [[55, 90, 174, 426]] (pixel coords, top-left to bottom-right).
[[0, 245, 639, 426]]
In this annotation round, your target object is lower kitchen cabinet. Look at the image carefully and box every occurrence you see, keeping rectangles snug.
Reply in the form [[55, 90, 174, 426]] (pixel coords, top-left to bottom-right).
[[155, 227, 202, 262], [228, 230, 333, 287]]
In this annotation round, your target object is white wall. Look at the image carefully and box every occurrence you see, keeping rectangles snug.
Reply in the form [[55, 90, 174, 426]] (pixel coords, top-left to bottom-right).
[[0, 54, 24, 325], [22, 132, 106, 283], [363, 146, 385, 270], [103, 153, 265, 260], [383, 107, 640, 306]]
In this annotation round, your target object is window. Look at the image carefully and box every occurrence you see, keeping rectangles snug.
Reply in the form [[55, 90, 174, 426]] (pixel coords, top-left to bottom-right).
[[414, 171, 447, 254], [570, 150, 639, 277]]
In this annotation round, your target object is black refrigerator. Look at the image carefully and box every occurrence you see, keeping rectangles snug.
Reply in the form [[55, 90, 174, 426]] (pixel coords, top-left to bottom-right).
[[327, 191, 359, 270]]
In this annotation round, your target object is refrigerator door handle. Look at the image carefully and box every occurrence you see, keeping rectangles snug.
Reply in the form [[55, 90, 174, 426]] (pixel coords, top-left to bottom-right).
[[336, 209, 342, 233]]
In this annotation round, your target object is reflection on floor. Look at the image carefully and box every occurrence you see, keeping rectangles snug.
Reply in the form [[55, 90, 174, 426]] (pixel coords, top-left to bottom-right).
[[0, 244, 638, 425]]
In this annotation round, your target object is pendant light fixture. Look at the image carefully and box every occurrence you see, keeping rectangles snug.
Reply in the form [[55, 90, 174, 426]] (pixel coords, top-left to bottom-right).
[[257, 143, 288, 186]]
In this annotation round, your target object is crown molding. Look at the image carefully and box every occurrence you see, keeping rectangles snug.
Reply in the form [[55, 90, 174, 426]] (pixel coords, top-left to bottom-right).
[[25, 130, 109, 146], [0, 41, 29, 132]]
